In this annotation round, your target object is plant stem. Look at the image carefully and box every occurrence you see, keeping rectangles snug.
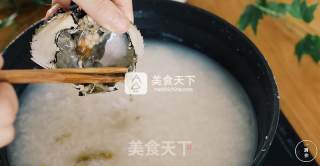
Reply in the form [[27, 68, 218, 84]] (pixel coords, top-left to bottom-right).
[[253, 4, 284, 17]]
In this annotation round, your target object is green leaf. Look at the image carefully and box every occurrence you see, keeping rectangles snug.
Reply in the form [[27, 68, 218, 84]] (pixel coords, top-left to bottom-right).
[[239, 0, 320, 62], [0, 13, 17, 29], [303, 3, 318, 22], [288, 0, 303, 18], [288, 0, 318, 23], [295, 34, 320, 62], [238, 5, 263, 34]]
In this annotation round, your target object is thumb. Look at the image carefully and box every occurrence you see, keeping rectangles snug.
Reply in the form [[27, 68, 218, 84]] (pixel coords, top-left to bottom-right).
[[73, 0, 130, 33]]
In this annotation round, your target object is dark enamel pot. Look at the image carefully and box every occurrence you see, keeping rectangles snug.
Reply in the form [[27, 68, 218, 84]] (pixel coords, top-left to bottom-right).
[[0, 0, 279, 165]]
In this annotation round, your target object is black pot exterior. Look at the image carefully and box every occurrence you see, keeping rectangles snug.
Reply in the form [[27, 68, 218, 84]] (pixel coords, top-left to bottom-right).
[[0, 0, 279, 165]]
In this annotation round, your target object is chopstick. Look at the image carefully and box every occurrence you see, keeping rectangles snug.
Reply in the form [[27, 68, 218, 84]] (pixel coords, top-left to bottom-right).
[[0, 67, 128, 84]]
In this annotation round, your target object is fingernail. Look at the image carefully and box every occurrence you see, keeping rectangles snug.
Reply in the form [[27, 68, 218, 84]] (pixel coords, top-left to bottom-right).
[[44, 3, 60, 20]]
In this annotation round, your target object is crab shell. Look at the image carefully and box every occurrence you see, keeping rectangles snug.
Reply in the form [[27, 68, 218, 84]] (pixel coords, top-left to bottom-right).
[[31, 12, 144, 70], [30, 12, 144, 95]]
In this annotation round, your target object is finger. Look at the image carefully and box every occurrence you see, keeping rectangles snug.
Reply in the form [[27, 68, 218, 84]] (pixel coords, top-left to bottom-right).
[[0, 126, 15, 147], [73, 0, 130, 33], [112, 0, 133, 22], [52, 0, 71, 8], [0, 83, 18, 116], [0, 100, 16, 128], [0, 54, 3, 68], [45, 3, 62, 19]]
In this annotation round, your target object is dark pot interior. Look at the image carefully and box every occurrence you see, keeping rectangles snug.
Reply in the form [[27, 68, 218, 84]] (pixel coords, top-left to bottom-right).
[[0, 0, 279, 165]]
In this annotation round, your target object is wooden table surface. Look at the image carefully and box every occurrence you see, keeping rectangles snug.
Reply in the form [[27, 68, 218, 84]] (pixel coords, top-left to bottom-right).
[[1, 0, 320, 164]]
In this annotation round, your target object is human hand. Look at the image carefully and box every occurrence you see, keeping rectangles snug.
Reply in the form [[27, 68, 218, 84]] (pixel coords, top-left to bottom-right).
[[0, 54, 18, 148], [46, 0, 133, 33]]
